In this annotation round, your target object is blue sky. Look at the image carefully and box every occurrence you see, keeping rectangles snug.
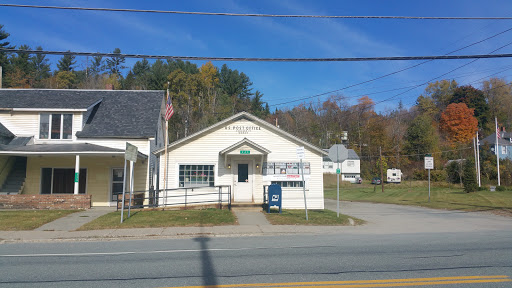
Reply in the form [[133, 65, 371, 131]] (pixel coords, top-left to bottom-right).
[[2, 0, 512, 112]]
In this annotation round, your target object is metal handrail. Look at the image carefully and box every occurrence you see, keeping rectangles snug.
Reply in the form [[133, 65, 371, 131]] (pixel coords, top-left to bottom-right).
[[116, 185, 231, 211]]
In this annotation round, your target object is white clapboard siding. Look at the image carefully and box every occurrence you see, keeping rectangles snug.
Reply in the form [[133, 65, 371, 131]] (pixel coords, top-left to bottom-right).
[[0, 112, 41, 137], [159, 117, 325, 209]]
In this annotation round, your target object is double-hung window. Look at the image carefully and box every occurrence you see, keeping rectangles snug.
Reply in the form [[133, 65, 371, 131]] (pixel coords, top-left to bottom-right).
[[40, 113, 73, 140]]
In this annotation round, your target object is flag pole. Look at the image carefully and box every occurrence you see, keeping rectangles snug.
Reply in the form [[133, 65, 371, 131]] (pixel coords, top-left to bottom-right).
[[164, 84, 169, 207], [476, 131, 481, 187], [496, 117, 500, 186]]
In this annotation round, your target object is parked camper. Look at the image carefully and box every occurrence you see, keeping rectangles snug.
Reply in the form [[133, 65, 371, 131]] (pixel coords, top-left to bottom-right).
[[386, 168, 402, 183]]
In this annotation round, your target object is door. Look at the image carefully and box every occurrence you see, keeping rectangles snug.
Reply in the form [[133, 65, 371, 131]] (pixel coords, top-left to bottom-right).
[[234, 162, 253, 202]]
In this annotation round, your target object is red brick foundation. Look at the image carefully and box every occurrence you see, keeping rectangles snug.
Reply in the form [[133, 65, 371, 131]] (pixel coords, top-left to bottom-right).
[[0, 194, 91, 210]]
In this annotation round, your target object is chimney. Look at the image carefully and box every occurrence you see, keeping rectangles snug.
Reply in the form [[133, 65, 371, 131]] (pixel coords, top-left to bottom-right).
[[105, 83, 114, 90]]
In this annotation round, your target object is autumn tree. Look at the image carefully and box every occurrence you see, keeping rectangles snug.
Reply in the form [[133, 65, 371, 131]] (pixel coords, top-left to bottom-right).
[[439, 103, 478, 146], [449, 85, 489, 129], [56, 71, 76, 89], [482, 78, 512, 128], [199, 61, 220, 115]]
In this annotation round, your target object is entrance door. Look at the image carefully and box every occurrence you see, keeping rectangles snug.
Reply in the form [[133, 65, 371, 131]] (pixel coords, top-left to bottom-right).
[[234, 162, 253, 202]]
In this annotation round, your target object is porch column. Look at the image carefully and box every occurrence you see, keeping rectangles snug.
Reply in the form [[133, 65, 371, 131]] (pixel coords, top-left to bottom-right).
[[74, 154, 80, 194]]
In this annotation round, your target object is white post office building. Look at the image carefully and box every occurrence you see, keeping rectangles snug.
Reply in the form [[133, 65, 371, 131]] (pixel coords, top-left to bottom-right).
[[155, 112, 327, 209]]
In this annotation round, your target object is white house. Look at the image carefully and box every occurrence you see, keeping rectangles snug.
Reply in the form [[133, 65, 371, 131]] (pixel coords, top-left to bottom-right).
[[322, 146, 361, 183], [0, 89, 165, 207], [155, 112, 327, 209]]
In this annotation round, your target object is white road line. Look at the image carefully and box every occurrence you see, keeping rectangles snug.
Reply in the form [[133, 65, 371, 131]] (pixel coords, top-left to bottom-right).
[[0, 245, 334, 257]]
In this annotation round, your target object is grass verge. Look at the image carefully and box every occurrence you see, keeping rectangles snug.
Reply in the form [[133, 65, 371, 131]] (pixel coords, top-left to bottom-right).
[[77, 208, 237, 230], [0, 210, 78, 231], [265, 209, 365, 225], [325, 181, 512, 214]]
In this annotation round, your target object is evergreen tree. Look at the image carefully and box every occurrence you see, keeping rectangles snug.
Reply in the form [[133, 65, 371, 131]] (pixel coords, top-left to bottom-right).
[[30, 46, 51, 87], [463, 159, 477, 193], [0, 24, 13, 71], [106, 48, 126, 76], [133, 58, 150, 89], [89, 55, 104, 76], [57, 52, 76, 72]]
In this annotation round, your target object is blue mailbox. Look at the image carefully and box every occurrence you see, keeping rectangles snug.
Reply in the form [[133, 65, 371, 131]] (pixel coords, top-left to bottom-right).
[[268, 184, 282, 213]]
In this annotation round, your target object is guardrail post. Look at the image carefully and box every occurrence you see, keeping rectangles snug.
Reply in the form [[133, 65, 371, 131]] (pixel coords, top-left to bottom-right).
[[218, 186, 222, 209], [228, 185, 231, 210]]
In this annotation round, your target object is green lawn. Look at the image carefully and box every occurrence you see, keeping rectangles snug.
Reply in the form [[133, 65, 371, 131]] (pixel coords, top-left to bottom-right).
[[0, 210, 78, 231], [325, 180, 512, 213], [265, 209, 365, 225], [77, 208, 237, 230]]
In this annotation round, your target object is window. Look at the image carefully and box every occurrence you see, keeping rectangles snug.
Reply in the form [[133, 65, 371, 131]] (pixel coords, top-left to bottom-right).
[[502, 146, 507, 154], [179, 165, 214, 187], [40, 113, 73, 139], [263, 162, 311, 175], [111, 168, 124, 201], [271, 181, 303, 188], [41, 168, 86, 194]]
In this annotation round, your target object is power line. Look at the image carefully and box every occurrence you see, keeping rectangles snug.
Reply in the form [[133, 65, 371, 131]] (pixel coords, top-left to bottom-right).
[[2, 48, 512, 62], [1, 4, 512, 20], [270, 26, 512, 106]]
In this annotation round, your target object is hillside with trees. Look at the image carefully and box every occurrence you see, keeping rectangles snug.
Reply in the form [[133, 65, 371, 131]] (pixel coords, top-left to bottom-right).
[[1, 24, 511, 186]]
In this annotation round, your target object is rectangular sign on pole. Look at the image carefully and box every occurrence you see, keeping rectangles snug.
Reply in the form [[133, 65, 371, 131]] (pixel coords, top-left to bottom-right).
[[125, 142, 138, 163], [296, 146, 305, 159], [425, 155, 433, 203], [424, 157, 434, 170]]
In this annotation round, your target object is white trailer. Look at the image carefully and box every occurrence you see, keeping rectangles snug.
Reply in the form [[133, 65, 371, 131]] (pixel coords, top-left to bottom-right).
[[386, 168, 402, 183]]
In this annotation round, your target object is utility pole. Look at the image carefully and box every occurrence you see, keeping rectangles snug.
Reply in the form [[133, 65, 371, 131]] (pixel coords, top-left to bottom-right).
[[380, 146, 384, 193]]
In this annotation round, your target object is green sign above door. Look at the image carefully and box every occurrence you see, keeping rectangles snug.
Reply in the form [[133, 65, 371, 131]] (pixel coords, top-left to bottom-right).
[[240, 150, 250, 154]]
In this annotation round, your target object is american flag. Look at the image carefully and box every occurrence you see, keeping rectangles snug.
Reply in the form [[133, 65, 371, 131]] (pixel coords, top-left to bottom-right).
[[497, 123, 501, 139], [165, 95, 174, 121]]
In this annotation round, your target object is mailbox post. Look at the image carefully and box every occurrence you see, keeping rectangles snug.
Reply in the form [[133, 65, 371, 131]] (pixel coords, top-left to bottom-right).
[[267, 184, 282, 213]]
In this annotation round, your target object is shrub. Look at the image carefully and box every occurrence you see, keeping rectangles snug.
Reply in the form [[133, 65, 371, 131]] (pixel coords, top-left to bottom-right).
[[446, 161, 463, 184], [496, 186, 506, 191], [430, 170, 447, 182], [412, 169, 426, 180]]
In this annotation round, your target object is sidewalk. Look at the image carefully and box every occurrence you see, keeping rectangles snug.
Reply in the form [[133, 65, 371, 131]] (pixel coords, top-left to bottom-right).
[[1, 201, 511, 243], [0, 206, 343, 243]]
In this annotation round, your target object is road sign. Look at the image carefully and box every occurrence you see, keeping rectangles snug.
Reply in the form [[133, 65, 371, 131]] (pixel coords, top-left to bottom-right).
[[336, 168, 341, 174], [424, 156, 434, 169], [328, 144, 348, 163], [296, 146, 305, 159], [125, 142, 138, 162]]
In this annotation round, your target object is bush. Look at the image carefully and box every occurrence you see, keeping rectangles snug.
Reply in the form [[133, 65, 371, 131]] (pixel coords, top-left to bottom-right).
[[412, 169, 426, 180], [496, 186, 507, 191], [430, 170, 447, 182], [446, 161, 463, 184]]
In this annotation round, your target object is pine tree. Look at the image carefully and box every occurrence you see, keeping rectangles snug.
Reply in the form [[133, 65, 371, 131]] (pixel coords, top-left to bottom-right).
[[57, 52, 76, 72], [463, 159, 477, 193]]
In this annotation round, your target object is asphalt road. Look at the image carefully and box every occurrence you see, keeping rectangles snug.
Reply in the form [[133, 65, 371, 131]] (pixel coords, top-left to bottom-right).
[[1, 201, 511, 288], [1, 229, 511, 288]]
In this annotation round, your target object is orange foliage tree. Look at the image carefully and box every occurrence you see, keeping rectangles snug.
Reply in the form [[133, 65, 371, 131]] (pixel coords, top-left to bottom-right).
[[439, 103, 478, 146]]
